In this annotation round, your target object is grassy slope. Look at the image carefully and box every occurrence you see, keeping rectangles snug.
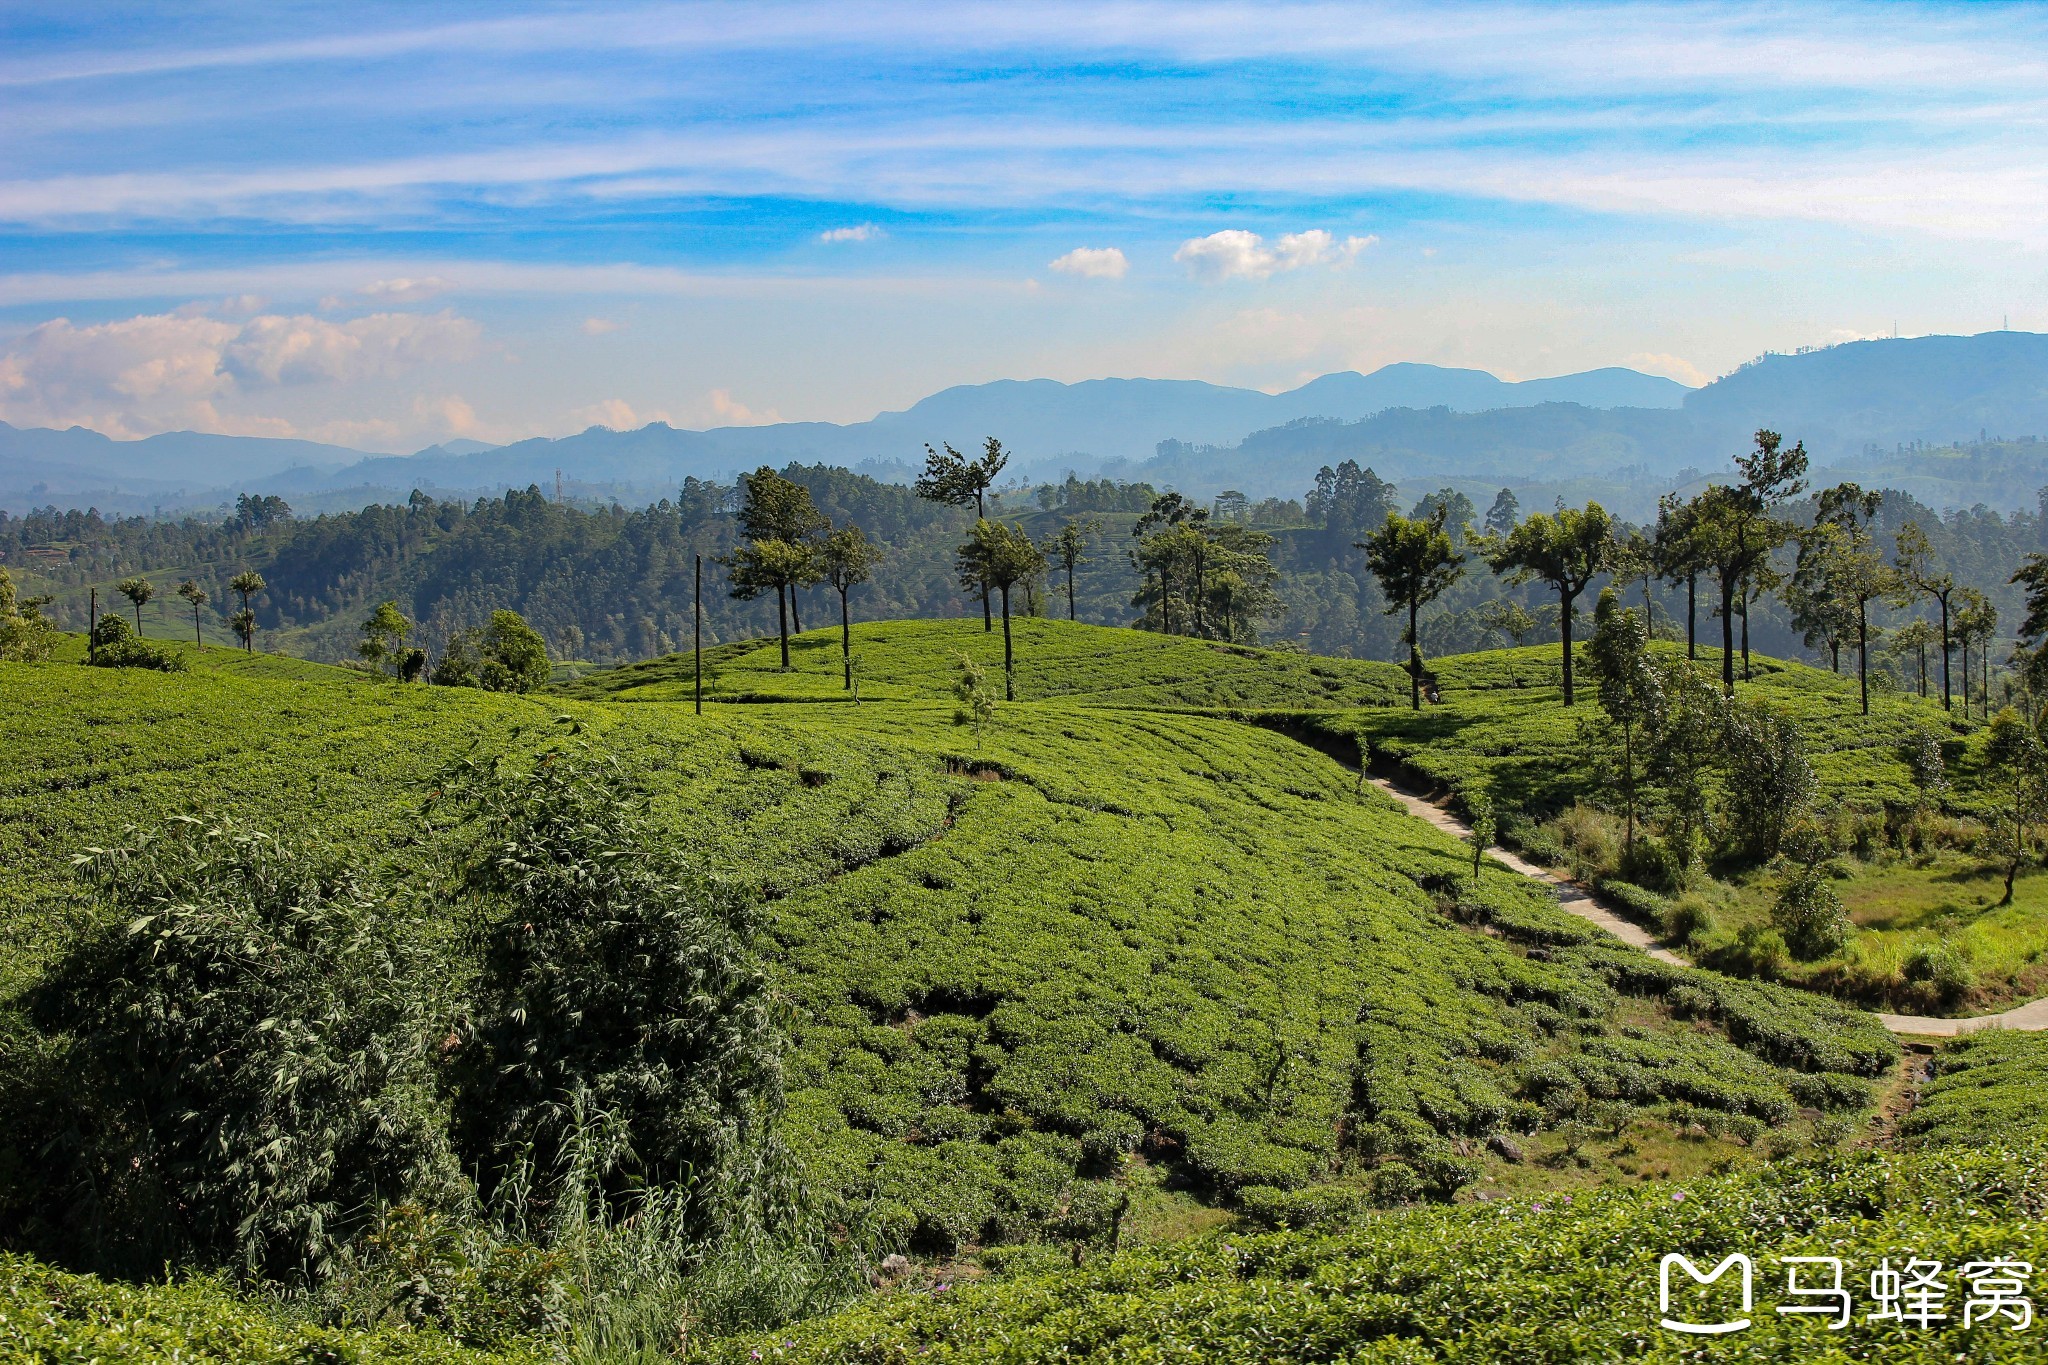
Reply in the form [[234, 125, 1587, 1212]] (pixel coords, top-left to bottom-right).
[[553, 618, 1411, 709]]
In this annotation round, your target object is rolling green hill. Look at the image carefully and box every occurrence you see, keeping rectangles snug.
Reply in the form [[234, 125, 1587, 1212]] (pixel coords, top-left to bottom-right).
[[15, 618, 2043, 1362], [552, 617, 1411, 709]]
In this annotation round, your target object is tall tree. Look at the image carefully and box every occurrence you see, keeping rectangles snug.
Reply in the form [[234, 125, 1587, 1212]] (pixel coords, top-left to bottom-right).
[[818, 525, 884, 690], [116, 576, 154, 634], [1985, 704, 2048, 904], [726, 537, 816, 669], [1044, 518, 1102, 621], [228, 571, 266, 653], [1483, 487, 1521, 539], [1653, 491, 1711, 660], [1798, 483, 1895, 714], [735, 467, 828, 636], [357, 600, 413, 678], [1696, 431, 1808, 693], [176, 579, 209, 648], [1958, 588, 2000, 721], [917, 437, 1010, 630], [1584, 589, 1665, 854], [1892, 618, 1936, 698], [1486, 501, 1614, 706], [1896, 520, 1959, 712], [956, 519, 1047, 701], [1361, 505, 1466, 709]]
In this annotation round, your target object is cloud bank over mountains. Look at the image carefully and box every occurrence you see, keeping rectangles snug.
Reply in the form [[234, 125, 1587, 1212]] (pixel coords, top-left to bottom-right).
[[0, 306, 481, 442]]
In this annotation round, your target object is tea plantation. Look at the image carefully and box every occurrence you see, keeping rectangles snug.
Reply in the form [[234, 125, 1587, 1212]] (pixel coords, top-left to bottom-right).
[[4, 617, 2040, 1361]]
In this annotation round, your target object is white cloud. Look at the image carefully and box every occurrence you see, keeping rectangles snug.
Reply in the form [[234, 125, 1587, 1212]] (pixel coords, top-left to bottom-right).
[[706, 388, 781, 426], [0, 305, 482, 439], [221, 309, 479, 386], [581, 316, 620, 335], [818, 223, 882, 243], [1048, 246, 1128, 279], [1174, 229, 1376, 281], [360, 275, 452, 301], [1624, 351, 1711, 388], [569, 396, 669, 430]]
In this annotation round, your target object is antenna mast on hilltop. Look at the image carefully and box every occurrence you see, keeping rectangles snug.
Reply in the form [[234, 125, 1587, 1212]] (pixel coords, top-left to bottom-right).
[[555, 468, 564, 504]]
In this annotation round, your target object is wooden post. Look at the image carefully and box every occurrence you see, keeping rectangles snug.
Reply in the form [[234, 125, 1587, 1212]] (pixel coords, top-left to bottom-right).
[[694, 554, 703, 716], [88, 587, 98, 664]]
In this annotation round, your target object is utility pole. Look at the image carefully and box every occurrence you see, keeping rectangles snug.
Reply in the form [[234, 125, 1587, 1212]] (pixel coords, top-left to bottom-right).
[[88, 587, 98, 663], [694, 554, 703, 716]]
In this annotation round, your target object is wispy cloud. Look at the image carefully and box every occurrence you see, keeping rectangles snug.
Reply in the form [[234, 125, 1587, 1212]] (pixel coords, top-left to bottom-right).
[[818, 223, 882, 243]]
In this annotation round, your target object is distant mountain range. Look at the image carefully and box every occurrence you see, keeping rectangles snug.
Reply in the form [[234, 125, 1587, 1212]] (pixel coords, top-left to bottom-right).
[[7, 332, 2048, 514]]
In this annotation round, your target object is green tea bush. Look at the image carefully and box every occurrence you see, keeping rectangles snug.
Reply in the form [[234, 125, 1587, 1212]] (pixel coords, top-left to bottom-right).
[[1900, 1030, 2048, 1148], [719, 1143, 2048, 1364], [1592, 877, 1671, 930], [0, 1251, 530, 1364]]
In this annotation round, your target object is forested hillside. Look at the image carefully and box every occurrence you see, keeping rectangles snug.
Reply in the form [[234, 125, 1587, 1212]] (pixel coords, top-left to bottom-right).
[[5, 452, 2043, 671]]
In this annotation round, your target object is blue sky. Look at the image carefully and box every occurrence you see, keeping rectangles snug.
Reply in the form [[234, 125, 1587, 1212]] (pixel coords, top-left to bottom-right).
[[4, 1, 2048, 451]]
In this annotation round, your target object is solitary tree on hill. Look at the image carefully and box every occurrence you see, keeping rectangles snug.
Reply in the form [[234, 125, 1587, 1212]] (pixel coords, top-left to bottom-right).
[[735, 467, 828, 636], [1361, 505, 1464, 709], [1653, 491, 1712, 660], [956, 518, 1047, 701], [1698, 431, 1808, 694], [1957, 588, 2000, 721], [1896, 520, 1959, 712], [1483, 487, 1521, 539], [1585, 590, 1664, 854], [116, 576, 154, 635], [818, 524, 884, 690], [176, 579, 209, 648], [358, 600, 414, 679], [727, 537, 816, 670], [228, 571, 266, 653], [1799, 483, 1894, 715], [1045, 518, 1102, 621], [917, 437, 1010, 629], [1486, 501, 1614, 706]]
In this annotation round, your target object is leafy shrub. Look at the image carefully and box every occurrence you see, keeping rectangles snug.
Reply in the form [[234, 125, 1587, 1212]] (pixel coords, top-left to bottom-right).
[[0, 567, 54, 662], [1731, 922, 1789, 978], [441, 749, 783, 1231], [87, 612, 186, 671], [1235, 1183, 1372, 1230], [1772, 867, 1850, 961], [28, 819, 450, 1279], [432, 610, 551, 692], [1663, 892, 1718, 945], [1902, 937, 1975, 1006]]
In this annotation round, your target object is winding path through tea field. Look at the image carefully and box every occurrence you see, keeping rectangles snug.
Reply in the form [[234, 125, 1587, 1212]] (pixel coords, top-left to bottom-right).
[[1367, 774, 2048, 1038]]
